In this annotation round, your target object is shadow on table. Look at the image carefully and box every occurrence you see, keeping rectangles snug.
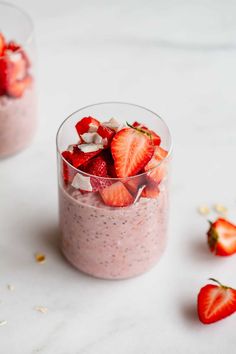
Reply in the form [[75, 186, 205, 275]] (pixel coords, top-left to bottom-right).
[[181, 302, 200, 326]]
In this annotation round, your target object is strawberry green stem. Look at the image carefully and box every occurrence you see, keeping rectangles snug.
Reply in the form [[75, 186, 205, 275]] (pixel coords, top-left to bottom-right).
[[209, 278, 228, 289], [126, 122, 152, 139]]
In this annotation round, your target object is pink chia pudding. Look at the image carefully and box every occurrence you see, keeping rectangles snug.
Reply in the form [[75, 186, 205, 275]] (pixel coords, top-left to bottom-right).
[[57, 103, 172, 279], [59, 184, 169, 279], [0, 85, 37, 157]]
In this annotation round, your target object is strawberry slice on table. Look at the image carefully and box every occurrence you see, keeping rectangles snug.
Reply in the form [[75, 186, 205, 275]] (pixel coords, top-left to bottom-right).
[[197, 278, 236, 324], [207, 218, 236, 256], [111, 127, 154, 178], [141, 183, 160, 198], [133, 121, 161, 146], [75, 117, 100, 136], [99, 181, 134, 207], [97, 124, 115, 147], [144, 146, 168, 184]]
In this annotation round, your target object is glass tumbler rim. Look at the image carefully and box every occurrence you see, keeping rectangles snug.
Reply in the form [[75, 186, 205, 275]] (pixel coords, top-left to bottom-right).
[[56, 101, 173, 182], [0, 1, 34, 60]]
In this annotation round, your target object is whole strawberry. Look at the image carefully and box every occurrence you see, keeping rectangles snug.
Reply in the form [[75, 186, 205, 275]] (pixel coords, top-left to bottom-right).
[[207, 218, 236, 256]]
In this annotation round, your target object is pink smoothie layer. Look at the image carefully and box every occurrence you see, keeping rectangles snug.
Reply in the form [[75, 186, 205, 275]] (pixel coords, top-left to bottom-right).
[[59, 184, 169, 279], [0, 85, 37, 158]]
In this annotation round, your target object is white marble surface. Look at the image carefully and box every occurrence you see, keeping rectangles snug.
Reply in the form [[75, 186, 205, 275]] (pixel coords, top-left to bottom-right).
[[1, 0, 236, 353]]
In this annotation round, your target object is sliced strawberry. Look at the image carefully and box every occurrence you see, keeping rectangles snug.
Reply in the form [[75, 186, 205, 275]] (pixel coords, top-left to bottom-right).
[[0, 33, 5, 56], [133, 121, 161, 146], [111, 127, 154, 178], [10, 53, 28, 82], [75, 117, 100, 136], [71, 147, 102, 168], [99, 181, 134, 207], [141, 183, 160, 198], [7, 41, 31, 68], [82, 155, 108, 177], [97, 124, 115, 147], [0, 58, 8, 95], [61, 150, 75, 184], [81, 155, 113, 191], [7, 74, 32, 98], [197, 278, 236, 324], [125, 175, 146, 195], [207, 218, 236, 256], [144, 146, 168, 184]]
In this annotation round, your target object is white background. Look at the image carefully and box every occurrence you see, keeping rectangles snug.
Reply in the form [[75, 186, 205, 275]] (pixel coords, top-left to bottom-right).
[[1, 1, 236, 353]]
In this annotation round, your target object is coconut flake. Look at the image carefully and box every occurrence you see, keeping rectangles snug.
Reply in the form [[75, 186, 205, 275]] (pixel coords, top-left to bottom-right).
[[81, 132, 104, 145], [94, 134, 103, 144], [88, 123, 99, 132], [35, 306, 48, 314], [116, 123, 126, 132], [134, 185, 146, 204], [0, 320, 7, 327], [103, 118, 120, 130], [77, 143, 103, 153], [67, 144, 75, 153], [72, 173, 93, 191]]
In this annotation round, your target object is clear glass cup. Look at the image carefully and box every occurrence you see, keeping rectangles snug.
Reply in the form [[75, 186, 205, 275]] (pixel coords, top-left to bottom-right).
[[56, 102, 172, 279], [0, 2, 37, 158]]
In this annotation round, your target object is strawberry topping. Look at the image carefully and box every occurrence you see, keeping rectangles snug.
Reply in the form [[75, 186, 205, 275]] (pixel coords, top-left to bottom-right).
[[111, 127, 154, 178], [97, 124, 115, 146], [133, 121, 161, 146], [207, 218, 236, 256], [125, 175, 146, 195], [99, 181, 134, 207], [141, 183, 160, 198], [144, 146, 168, 184], [61, 151, 74, 184], [75, 117, 100, 135], [61, 117, 165, 206], [71, 146, 102, 168], [198, 278, 236, 324], [0, 34, 32, 98], [7, 74, 32, 98], [0, 33, 5, 56]]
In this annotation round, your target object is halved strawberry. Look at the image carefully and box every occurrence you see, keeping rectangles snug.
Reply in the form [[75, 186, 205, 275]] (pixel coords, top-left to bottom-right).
[[141, 183, 160, 198], [111, 127, 154, 178], [71, 147, 102, 168], [99, 181, 134, 207], [75, 117, 100, 136], [97, 124, 115, 147], [133, 121, 161, 146], [0, 33, 5, 56], [207, 218, 236, 256], [197, 278, 236, 324], [7, 74, 32, 98], [144, 146, 168, 184]]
